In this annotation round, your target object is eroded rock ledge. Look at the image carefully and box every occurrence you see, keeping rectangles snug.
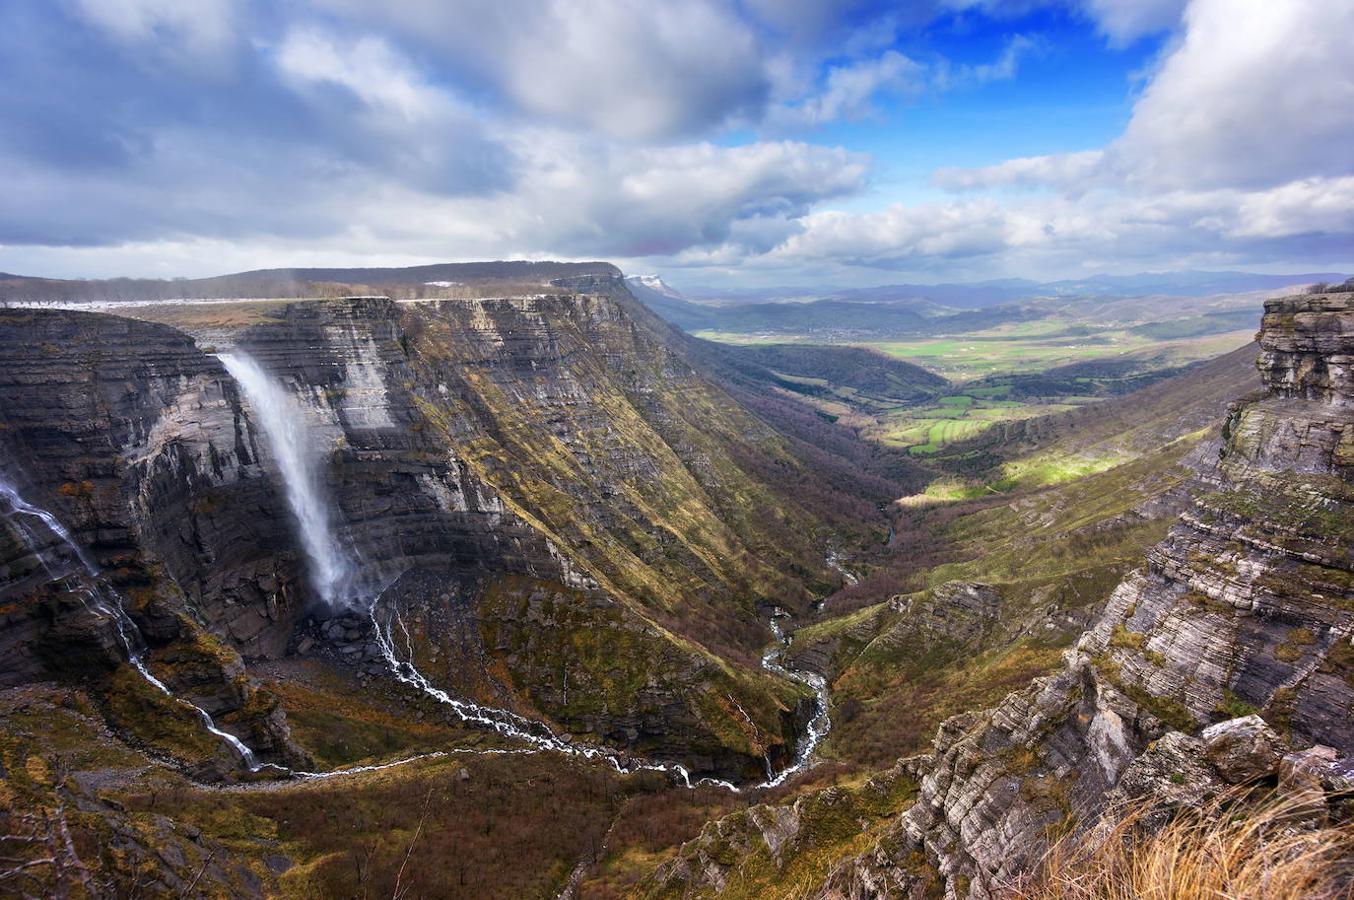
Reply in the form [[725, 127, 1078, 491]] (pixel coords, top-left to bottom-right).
[[643, 293, 1354, 898], [871, 292, 1353, 897]]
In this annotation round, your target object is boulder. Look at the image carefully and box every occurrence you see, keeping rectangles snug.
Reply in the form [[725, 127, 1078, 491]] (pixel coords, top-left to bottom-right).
[[1201, 715, 1283, 784]]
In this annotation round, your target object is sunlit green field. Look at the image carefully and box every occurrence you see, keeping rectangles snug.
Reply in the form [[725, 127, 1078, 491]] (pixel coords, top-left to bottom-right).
[[867, 325, 1254, 382], [865, 393, 1088, 454], [697, 314, 1255, 456]]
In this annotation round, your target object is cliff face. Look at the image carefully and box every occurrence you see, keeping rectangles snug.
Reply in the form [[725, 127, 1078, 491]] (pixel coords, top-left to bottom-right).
[[0, 309, 309, 769], [0, 307, 335, 663], [216, 289, 835, 774], [0, 277, 860, 779], [395, 283, 845, 647], [642, 293, 1354, 897], [851, 293, 1354, 896]]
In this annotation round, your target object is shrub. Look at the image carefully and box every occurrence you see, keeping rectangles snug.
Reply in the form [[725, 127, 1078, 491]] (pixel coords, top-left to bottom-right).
[[1307, 277, 1354, 294]]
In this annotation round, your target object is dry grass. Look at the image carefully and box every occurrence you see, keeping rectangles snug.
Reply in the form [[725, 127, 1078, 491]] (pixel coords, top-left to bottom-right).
[[1008, 790, 1354, 899]]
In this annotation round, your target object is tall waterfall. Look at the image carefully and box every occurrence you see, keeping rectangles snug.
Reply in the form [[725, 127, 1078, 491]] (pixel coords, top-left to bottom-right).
[[0, 473, 265, 771], [219, 352, 352, 608], [216, 357, 828, 790]]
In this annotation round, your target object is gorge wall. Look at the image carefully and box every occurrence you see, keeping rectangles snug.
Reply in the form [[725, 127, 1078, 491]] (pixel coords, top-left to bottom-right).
[[834, 291, 1353, 897], [0, 276, 876, 782]]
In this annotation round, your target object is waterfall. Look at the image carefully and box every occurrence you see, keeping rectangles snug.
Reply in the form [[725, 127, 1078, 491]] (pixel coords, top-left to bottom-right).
[[218, 352, 352, 608], [1, 477, 97, 576], [759, 614, 831, 788], [215, 356, 829, 790], [0, 473, 266, 772], [101, 597, 264, 770]]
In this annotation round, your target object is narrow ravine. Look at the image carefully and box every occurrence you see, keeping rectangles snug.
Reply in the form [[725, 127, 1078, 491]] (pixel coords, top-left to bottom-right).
[[758, 612, 831, 788]]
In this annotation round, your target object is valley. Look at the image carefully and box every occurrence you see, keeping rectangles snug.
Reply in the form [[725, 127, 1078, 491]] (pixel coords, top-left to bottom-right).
[[658, 274, 1266, 460], [0, 264, 1350, 898], [6, 3, 1353, 896]]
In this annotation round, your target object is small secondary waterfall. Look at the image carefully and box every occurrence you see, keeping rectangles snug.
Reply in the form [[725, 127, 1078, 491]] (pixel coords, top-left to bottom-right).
[[760, 615, 831, 788], [219, 352, 352, 607], [0, 477, 96, 575], [220, 355, 831, 791], [0, 474, 265, 772]]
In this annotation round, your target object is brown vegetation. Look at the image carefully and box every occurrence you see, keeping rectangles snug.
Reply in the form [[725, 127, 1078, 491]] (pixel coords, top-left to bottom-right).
[[1008, 790, 1354, 899]]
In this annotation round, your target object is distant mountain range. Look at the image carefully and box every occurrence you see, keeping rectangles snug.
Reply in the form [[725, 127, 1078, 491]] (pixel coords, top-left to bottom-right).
[[668, 270, 1347, 309], [0, 261, 621, 304], [623, 270, 1346, 340]]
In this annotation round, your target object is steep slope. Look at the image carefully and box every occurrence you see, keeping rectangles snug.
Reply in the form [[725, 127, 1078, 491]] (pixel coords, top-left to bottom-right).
[[843, 293, 1354, 895], [0, 309, 311, 771], [625, 274, 723, 331], [0, 271, 899, 784], [766, 337, 1267, 769], [643, 292, 1354, 897], [699, 342, 948, 408]]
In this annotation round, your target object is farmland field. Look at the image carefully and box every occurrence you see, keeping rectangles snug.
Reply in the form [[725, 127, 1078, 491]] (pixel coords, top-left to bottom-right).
[[865, 324, 1255, 382], [695, 312, 1255, 455]]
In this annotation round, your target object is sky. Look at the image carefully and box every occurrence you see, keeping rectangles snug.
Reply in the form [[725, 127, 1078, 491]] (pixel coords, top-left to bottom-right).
[[1, 0, 1351, 288]]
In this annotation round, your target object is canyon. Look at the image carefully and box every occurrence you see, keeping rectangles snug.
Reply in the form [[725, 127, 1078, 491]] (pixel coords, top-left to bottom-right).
[[0, 266, 1350, 897]]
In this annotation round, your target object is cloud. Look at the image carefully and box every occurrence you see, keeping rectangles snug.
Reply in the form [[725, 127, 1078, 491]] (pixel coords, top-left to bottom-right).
[[1078, 0, 1187, 43], [5, 0, 1350, 284], [0, 113, 865, 267], [771, 50, 924, 126], [274, 28, 450, 123], [771, 198, 1015, 267], [68, 0, 239, 61], [934, 150, 1104, 192], [1110, 0, 1354, 191], [786, 0, 1354, 277], [769, 32, 1038, 130], [362, 137, 870, 260], [312, 0, 771, 140], [941, 0, 1186, 44], [931, 33, 1043, 91], [766, 173, 1354, 275]]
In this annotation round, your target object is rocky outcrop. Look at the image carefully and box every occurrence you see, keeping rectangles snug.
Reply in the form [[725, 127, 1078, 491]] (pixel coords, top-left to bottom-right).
[[0, 309, 309, 768], [1256, 294, 1354, 406], [643, 762, 923, 899], [800, 294, 1354, 897], [224, 297, 574, 601], [0, 308, 305, 658]]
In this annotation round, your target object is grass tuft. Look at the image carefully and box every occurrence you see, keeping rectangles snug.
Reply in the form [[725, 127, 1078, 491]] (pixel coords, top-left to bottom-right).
[[1009, 789, 1354, 899]]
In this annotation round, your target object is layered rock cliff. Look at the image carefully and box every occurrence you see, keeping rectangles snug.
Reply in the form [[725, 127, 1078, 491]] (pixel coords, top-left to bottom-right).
[[846, 292, 1354, 897], [0, 275, 876, 780], [0, 309, 310, 770], [643, 293, 1354, 896]]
